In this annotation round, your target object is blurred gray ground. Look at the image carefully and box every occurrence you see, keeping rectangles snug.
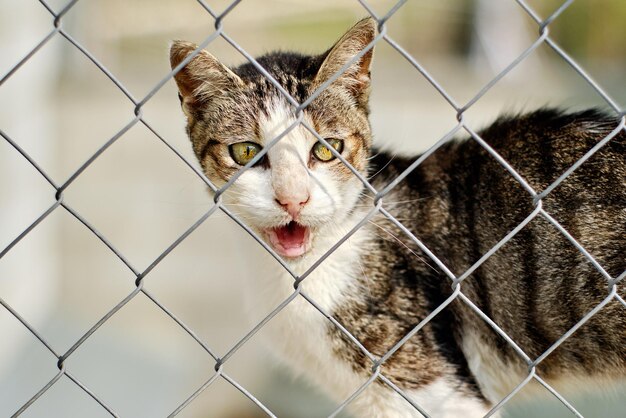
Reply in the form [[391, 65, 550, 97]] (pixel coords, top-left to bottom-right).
[[1, 1, 625, 417]]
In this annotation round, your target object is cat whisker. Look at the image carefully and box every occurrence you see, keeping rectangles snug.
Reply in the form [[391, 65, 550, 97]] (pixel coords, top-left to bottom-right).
[[368, 152, 398, 181], [223, 203, 261, 208], [383, 198, 429, 205], [368, 220, 439, 274], [352, 198, 428, 209]]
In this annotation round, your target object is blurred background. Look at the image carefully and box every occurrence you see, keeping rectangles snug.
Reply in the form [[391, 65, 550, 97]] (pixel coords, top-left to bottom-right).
[[1, 0, 625, 417]]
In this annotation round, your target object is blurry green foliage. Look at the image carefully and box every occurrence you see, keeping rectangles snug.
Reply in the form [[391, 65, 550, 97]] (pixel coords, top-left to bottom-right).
[[532, 0, 626, 61]]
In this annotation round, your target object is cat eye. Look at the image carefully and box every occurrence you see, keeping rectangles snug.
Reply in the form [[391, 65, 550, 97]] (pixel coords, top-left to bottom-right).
[[312, 139, 344, 162], [229, 142, 263, 166]]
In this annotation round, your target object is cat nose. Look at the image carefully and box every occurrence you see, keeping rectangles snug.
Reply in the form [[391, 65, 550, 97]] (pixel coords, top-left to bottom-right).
[[275, 195, 310, 220]]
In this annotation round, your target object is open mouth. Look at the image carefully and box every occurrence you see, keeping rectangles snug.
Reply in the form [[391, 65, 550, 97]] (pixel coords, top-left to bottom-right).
[[266, 221, 311, 258]]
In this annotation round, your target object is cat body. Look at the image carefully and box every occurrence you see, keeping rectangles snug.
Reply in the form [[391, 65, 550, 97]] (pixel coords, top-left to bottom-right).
[[171, 18, 625, 417]]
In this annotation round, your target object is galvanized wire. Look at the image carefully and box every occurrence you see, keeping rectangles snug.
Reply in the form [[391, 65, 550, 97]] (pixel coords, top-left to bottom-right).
[[1, 0, 623, 417]]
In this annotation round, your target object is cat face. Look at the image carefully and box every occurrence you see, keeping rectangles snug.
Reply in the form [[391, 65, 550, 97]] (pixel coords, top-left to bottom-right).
[[171, 19, 376, 259]]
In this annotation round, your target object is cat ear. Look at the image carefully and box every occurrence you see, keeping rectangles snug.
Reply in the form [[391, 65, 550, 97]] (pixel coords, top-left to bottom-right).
[[170, 41, 244, 113], [314, 18, 376, 105]]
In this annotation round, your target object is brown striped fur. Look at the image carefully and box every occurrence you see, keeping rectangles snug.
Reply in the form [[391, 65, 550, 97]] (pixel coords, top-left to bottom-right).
[[171, 18, 625, 414]]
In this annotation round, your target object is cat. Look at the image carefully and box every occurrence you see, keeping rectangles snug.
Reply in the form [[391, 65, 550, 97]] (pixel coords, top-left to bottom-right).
[[170, 18, 625, 418]]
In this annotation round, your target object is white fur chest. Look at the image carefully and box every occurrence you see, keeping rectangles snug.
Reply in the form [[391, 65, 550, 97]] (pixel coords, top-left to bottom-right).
[[239, 229, 492, 417], [243, 229, 370, 402]]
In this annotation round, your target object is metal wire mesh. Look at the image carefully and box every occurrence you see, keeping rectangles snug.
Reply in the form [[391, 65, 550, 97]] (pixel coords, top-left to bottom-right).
[[1, 0, 624, 417]]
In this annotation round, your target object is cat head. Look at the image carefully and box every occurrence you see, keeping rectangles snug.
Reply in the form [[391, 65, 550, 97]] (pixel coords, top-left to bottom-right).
[[170, 18, 376, 260]]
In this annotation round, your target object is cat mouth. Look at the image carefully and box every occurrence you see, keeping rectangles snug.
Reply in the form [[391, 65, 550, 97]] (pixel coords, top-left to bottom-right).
[[265, 221, 311, 258]]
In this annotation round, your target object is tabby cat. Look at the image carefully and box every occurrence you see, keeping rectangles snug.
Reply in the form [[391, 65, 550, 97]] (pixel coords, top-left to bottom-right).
[[170, 18, 625, 418]]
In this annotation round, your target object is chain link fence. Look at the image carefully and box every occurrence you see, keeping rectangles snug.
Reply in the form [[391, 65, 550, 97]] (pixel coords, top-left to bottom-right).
[[1, 0, 625, 417]]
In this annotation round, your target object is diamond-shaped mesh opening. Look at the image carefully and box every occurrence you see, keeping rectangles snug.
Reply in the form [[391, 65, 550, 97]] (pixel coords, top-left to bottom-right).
[[64, 122, 215, 268], [147, 217, 251, 355], [0, 36, 137, 182], [37, 208, 136, 351], [2, 0, 625, 417], [67, 294, 216, 417]]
